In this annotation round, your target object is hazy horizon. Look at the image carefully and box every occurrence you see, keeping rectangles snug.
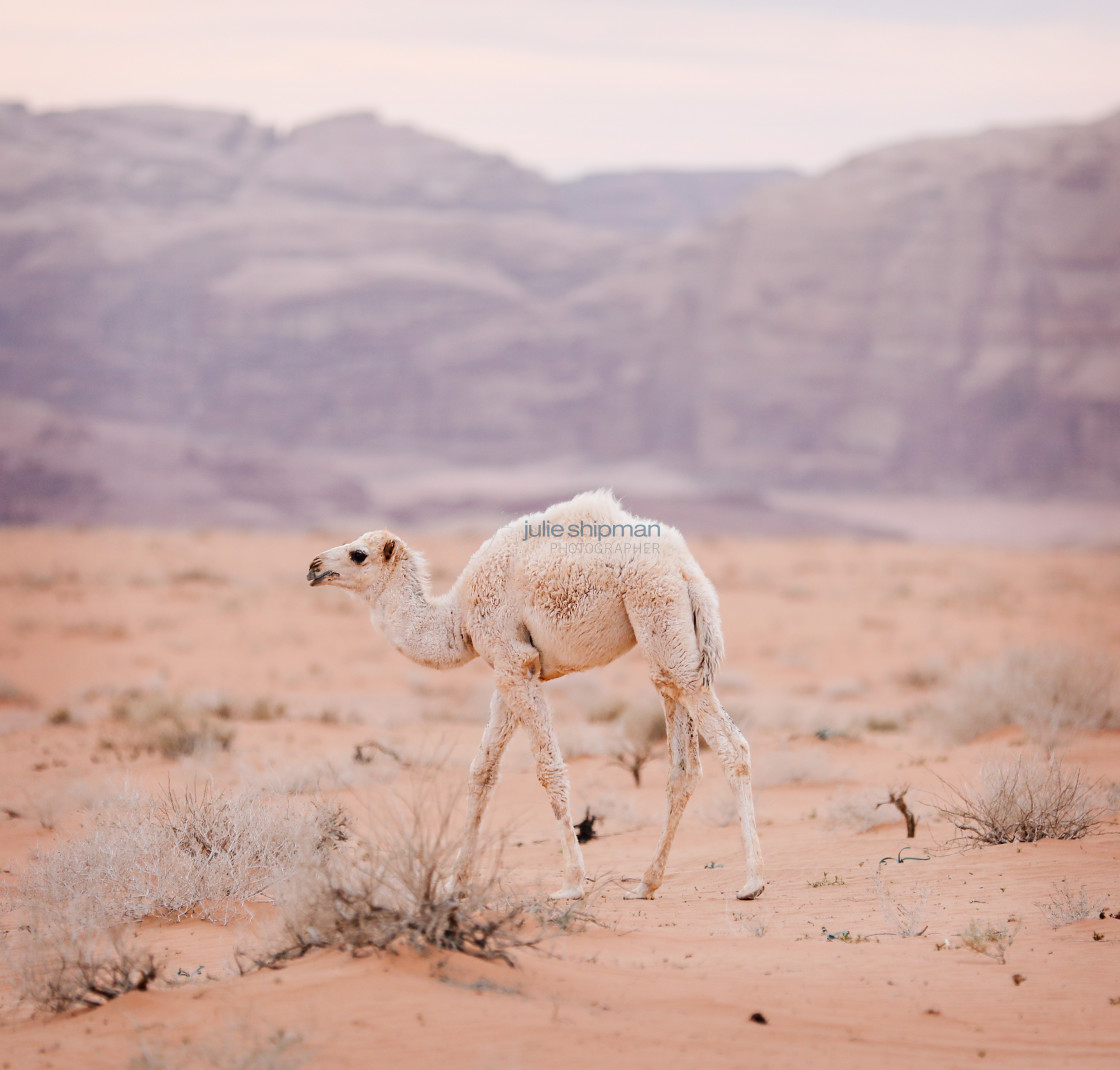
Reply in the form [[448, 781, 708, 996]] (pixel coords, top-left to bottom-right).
[[3, 1, 1119, 177]]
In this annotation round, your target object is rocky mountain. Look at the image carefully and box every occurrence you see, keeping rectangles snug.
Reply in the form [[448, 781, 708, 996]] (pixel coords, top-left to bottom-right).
[[0, 102, 1117, 526], [555, 111, 1120, 494]]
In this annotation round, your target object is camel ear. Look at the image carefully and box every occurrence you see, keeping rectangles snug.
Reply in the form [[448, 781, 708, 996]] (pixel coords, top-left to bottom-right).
[[382, 538, 396, 562]]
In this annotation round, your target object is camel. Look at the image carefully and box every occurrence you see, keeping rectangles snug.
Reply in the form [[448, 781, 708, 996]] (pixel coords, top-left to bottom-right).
[[306, 490, 764, 901]]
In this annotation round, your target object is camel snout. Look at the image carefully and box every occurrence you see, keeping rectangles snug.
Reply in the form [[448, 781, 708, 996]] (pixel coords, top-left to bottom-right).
[[306, 557, 339, 586]]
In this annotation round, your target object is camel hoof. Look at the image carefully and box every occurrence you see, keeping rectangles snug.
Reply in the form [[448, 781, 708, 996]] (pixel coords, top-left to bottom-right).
[[736, 881, 765, 901], [548, 885, 586, 901], [623, 882, 654, 900]]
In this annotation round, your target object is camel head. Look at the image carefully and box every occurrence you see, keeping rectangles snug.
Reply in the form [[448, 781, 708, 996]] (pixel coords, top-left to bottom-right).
[[306, 530, 401, 600]]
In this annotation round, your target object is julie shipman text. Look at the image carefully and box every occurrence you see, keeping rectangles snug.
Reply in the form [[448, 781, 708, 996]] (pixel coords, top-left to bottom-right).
[[523, 520, 662, 540]]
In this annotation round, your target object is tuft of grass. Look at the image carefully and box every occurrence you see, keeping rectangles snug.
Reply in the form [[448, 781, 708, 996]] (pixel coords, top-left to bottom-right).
[[1037, 880, 1107, 927], [727, 905, 771, 937], [873, 873, 929, 937], [936, 757, 1104, 845], [959, 918, 1017, 964], [946, 646, 1117, 746]]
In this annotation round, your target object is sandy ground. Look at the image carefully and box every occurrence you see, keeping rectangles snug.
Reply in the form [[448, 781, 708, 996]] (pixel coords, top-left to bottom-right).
[[1, 525, 1119, 1069]]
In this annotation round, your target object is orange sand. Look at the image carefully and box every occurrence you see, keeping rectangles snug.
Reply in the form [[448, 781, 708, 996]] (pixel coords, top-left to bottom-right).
[[1, 528, 1118, 1069]]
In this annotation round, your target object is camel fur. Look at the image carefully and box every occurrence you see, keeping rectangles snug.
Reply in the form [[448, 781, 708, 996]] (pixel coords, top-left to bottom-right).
[[306, 490, 764, 901]]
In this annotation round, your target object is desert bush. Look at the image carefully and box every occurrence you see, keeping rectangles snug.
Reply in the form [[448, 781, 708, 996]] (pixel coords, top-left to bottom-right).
[[251, 780, 546, 967], [936, 757, 1104, 845], [15, 786, 344, 929], [111, 687, 235, 758], [946, 646, 1117, 745], [15, 926, 159, 1012], [1037, 880, 1107, 927]]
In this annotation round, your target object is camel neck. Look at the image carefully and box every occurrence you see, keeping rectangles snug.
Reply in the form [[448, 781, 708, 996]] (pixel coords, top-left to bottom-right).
[[369, 551, 475, 670]]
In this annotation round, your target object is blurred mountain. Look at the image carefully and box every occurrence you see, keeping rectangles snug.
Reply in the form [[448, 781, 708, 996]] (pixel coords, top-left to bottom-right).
[[557, 111, 1120, 494], [0, 102, 1117, 526], [557, 169, 797, 233]]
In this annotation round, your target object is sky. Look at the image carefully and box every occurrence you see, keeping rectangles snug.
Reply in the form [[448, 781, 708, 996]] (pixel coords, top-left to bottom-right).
[[2, 0, 1120, 177]]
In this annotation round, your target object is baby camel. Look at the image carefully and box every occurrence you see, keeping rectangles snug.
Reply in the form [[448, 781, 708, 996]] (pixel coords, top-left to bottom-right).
[[306, 490, 764, 901]]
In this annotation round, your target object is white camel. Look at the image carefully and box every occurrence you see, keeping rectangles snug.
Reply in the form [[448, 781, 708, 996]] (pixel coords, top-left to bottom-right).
[[306, 490, 764, 901]]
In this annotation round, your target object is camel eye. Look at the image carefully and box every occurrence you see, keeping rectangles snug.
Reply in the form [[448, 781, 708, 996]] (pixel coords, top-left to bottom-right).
[[349, 548, 368, 565]]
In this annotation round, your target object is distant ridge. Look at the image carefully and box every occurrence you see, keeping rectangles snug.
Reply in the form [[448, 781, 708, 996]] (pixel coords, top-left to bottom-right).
[[0, 102, 1116, 525]]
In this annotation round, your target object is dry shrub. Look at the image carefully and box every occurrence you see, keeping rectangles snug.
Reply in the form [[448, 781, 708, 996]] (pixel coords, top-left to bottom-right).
[[15, 926, 159, 1012], [873, 873, 929, 937], [610, 737, 655, 787], [960, 918, 1017, 964], [946, 646, 1117, 745], [111, 688, 235, 758], [1037, 880, 1107, 927], [15, 786, 343, 928], [936, 757, 1105, 845], [252, 778, 547, 967]]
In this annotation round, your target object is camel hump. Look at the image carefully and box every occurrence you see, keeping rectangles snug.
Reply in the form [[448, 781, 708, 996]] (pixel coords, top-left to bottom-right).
[[542, 488, 624, 526], [688, 573, 724, 689]]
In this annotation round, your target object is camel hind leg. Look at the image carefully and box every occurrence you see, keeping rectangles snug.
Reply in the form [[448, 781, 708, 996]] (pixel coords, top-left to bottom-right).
[[623, 693, 701, 900], [683, 690, 765, 900], [624, 581, 764, 900]]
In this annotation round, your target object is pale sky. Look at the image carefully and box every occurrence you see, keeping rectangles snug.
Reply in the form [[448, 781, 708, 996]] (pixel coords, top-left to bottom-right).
[[2, 0, 1119, 176]]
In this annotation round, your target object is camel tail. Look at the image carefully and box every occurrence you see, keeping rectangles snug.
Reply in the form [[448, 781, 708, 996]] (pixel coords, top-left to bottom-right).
[[688, 574, 724, 689]]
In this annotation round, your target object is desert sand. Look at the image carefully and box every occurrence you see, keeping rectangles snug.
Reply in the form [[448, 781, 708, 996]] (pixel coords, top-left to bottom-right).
[[1, 525, 1118, 1069]]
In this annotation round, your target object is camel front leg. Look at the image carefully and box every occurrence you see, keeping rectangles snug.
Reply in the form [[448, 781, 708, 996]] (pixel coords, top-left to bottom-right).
[[499, 675, 586, 900], [454, 690, 516, 893]]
